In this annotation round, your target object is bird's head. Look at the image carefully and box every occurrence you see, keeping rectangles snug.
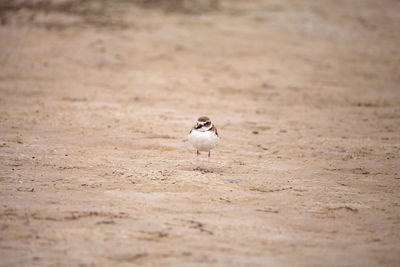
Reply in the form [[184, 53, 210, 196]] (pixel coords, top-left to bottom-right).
[[195, 116, 213, 132]]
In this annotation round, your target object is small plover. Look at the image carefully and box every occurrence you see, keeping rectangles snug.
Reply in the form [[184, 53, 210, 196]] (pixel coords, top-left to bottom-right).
[[188, 116, 219, 161]]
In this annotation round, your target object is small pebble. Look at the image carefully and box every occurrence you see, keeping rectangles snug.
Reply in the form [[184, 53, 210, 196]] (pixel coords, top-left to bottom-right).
[[226, 179, 241, 183]]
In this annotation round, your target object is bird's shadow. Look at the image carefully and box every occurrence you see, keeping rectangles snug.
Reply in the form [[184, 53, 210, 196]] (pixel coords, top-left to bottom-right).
[[178, 164, 225, 174], [192, 166, 214, 174]]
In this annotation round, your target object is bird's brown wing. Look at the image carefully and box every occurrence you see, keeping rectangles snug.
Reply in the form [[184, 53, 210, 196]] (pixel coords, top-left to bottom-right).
[[211, 125, 218, 136], [189, 125, 195, 134]]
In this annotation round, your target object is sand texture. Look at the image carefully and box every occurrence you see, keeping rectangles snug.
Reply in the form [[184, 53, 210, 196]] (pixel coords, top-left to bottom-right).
[[0, 0, 400, 266]]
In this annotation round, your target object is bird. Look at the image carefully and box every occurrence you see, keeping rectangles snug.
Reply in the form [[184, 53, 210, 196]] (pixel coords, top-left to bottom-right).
[[188, 116, 219, 162]]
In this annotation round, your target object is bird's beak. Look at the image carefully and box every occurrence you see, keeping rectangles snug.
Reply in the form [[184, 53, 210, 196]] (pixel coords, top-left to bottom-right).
[[195, 123, 202, 129]]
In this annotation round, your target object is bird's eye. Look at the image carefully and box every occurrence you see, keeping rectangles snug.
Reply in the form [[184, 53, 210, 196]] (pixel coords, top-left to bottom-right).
[[205, 122, 210, 126]]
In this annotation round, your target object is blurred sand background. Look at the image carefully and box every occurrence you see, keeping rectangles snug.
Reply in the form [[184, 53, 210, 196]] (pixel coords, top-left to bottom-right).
[[0, 0, 400, 266]]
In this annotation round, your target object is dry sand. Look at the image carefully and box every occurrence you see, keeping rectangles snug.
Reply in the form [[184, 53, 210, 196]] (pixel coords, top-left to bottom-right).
[[0, 0, 400, 266]]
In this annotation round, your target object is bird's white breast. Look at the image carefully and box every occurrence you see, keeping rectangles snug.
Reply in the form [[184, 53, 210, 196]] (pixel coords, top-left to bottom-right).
[[188, 130, 219, 151]]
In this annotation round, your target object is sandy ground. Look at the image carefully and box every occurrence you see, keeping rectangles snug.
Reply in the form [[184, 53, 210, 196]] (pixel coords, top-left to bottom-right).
[[1, 0, 400, 266]]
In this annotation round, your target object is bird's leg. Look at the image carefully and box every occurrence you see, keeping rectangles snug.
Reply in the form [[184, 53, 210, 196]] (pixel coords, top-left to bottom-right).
[[205, 151, 211, 172]]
